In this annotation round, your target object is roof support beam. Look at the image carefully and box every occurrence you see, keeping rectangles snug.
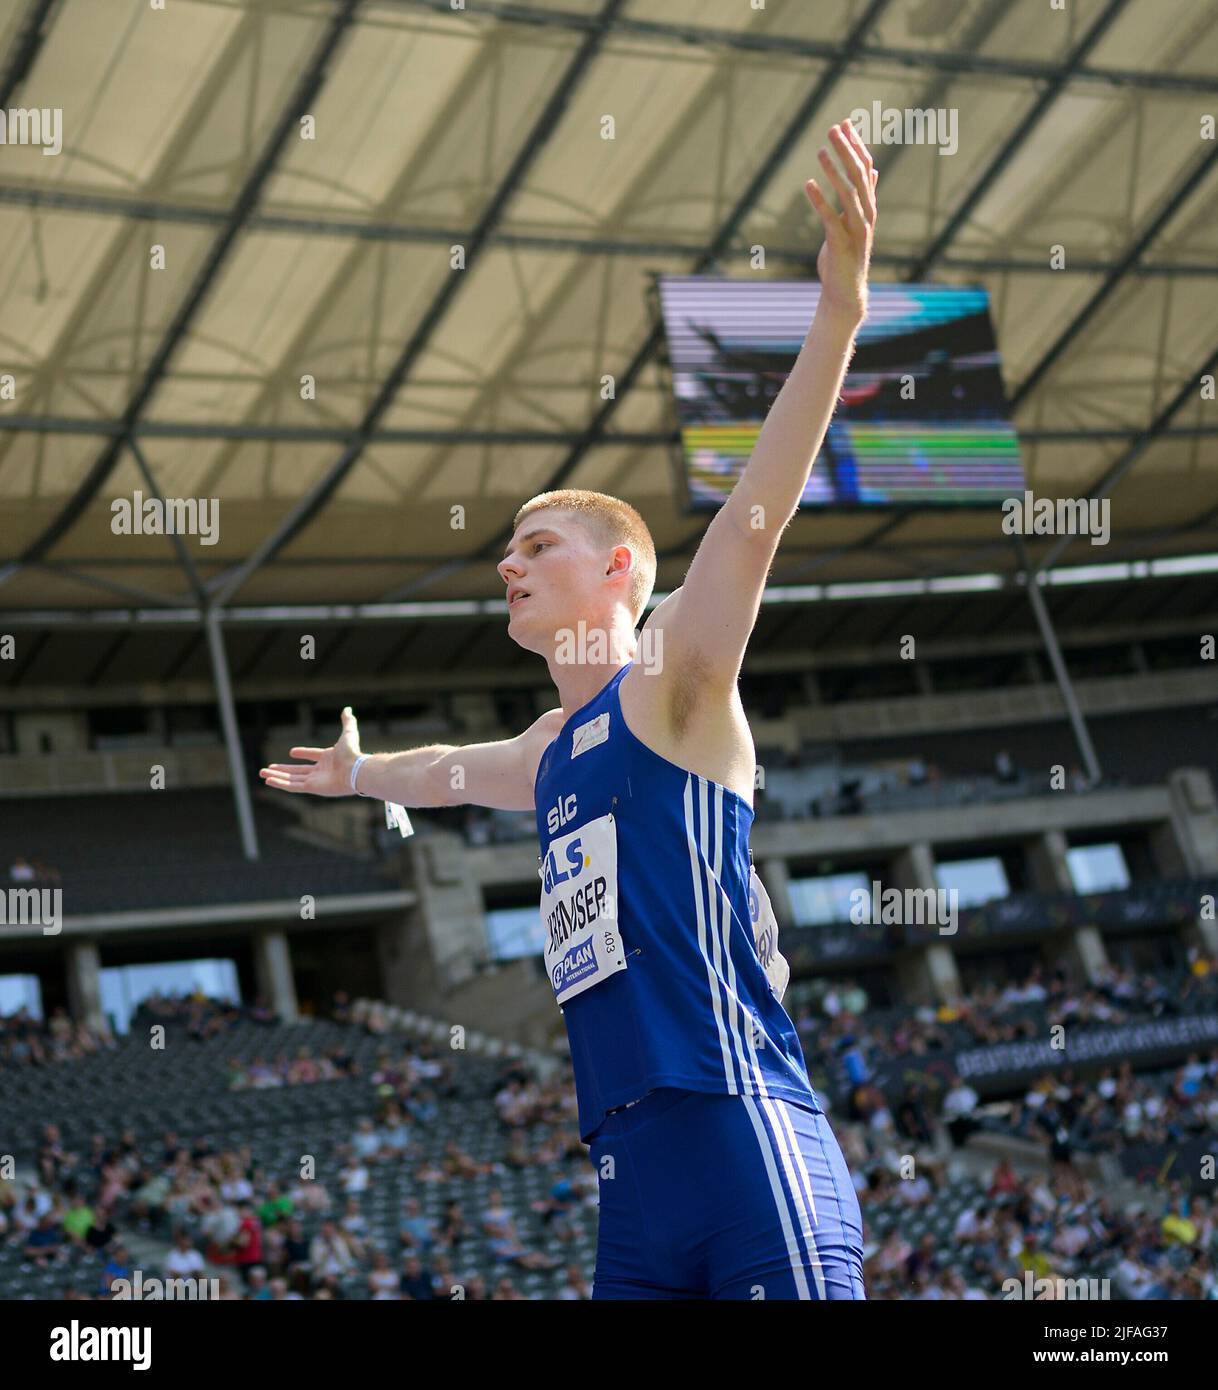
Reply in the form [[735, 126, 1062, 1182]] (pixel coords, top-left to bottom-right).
[[1033, 339, 1218, 575], [904, 0, 1132, 282], [0, 0, 1211, 615], [206, 0, 630, 609], [3, 569, 1216, 632], [0, 0, 363, 595], [0, 0, 57, 106], [1011, 142, 1218, 411], [127, 437, 209, 605], [24, 562, 195, 609], [379, 0, 1218, 96], [380, 0, 896, 603], [2, 416, 1217, 446], [2, 184, 1216, 280], [941, 334, 1218, 583]]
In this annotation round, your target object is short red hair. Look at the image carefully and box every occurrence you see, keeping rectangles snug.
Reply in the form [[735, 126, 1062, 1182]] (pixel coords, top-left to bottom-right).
[[512, 489, 657, 624]]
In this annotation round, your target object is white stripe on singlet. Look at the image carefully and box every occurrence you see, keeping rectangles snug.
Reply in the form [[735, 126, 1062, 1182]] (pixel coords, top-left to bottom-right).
[[700, 778, 752, 1095], [683, 775, 737, 1094], [686, 777, 825, 1293]]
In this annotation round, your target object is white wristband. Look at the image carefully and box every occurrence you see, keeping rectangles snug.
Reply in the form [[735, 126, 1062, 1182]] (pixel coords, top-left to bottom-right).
[[351, 753, 371, 796]]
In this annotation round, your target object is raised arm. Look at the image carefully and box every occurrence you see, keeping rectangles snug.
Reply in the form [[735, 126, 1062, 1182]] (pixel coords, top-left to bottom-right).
[[655, 120, 877, 691], [260, 706, 564, 811]]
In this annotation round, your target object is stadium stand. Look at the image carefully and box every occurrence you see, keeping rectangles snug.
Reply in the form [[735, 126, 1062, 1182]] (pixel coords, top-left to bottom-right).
[[4, 984, 1216, 1300], [4, 730, 1218, 1300], [5, 789, 393, 915]]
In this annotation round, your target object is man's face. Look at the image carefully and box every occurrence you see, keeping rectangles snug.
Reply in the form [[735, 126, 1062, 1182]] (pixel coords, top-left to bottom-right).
[[497, 510, 616, 655]]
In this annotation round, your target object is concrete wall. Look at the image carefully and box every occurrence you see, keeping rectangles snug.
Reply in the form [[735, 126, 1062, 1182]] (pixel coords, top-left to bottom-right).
[[13, 711, 89, 756], [376, 833, 558, 1050], [455, 784, 1177, 892], [0, 746, 231, 796]]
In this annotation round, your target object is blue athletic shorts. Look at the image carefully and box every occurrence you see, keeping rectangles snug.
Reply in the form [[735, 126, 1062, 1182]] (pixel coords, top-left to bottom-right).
[[587, 1087, 866, 1300]]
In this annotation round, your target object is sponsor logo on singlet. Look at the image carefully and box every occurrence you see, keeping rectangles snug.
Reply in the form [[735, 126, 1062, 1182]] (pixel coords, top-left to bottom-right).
[[542, 836, 610, 952], [552, 938, 599, 992], [547, 793, 578, 836]]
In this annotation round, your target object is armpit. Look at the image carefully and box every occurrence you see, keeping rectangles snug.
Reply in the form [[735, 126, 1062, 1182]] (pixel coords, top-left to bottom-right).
[[668, 647, 712, 739]]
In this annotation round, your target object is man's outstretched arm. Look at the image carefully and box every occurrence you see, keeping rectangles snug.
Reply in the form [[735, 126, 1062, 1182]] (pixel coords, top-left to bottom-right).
[[655, 121, 877, 690], [260, 706, 564, 811]]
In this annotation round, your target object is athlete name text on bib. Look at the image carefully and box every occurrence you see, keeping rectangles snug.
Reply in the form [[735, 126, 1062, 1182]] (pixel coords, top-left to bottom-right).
[[540, 812, 627, 1007]]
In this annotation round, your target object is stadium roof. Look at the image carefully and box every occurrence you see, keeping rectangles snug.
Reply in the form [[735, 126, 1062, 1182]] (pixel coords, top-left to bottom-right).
[[1, 0, 1217, 621]]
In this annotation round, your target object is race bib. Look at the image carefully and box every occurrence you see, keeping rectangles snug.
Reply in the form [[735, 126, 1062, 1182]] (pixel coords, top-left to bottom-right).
[[540, 812, 627, 1007], [749, 865, 790, 1002]]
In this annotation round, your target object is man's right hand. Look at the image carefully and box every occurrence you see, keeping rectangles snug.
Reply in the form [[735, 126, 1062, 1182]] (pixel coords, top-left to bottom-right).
[[260, 707, 361, 797]]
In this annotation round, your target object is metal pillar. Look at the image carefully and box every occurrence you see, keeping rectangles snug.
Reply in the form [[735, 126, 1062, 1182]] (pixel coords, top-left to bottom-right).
[[204, 607, 260, 860], [1016, 539, 1102, 785]]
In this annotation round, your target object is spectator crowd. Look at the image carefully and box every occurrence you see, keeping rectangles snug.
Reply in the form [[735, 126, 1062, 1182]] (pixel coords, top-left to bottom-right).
[[4, 971, 1217, 1301]]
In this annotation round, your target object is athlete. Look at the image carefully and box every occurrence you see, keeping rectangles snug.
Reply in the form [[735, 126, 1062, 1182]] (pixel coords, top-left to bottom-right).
[[262, 119, 878, 1298]]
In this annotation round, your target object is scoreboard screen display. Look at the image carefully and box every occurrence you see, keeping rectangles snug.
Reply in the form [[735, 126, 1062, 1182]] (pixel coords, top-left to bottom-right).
[[657, 275, 1025, 509]]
